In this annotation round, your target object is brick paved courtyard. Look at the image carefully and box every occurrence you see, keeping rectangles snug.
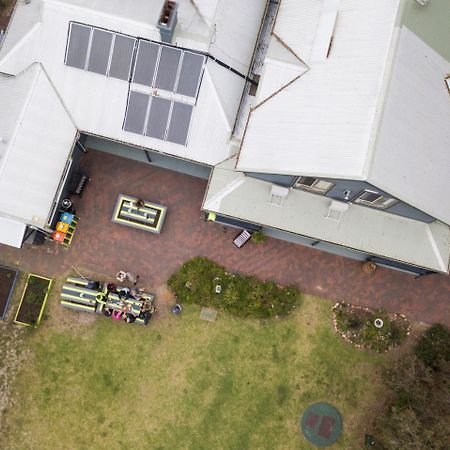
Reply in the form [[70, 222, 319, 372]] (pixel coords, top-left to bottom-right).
[[1, 150, 449, 325]]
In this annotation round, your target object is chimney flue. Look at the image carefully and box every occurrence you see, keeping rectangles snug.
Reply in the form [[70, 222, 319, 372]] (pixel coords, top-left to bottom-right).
[[157, 1, 178, 43]]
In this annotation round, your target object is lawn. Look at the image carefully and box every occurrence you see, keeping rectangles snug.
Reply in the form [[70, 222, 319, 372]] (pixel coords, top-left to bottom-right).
[[0, 292, 386, 450]]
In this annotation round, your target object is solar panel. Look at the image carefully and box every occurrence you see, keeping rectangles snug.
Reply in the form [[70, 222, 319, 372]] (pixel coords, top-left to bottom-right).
[[166, 102, 193, 146], [109, 35, 136, 81], [87, 29, 113, 75], [133, 41, 160, 86], [146, 97, 172, 140], [176, 52, 205, 97], [66, 24, 91, 70], [154, 46, 182, 92], [123, 91, 149, 134]]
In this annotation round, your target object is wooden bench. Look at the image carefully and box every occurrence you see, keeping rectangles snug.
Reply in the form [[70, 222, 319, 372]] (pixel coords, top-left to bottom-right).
[[233, 230, 252, 248]]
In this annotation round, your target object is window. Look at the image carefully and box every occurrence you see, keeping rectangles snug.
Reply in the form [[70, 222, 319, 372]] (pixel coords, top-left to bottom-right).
[[354, 191, 397, 209], [294, 177, 334, 194]]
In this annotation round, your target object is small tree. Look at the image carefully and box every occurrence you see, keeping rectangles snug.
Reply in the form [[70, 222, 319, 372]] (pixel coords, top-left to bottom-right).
[[414, 324, 450, 370], [369, 324, 450, 449]]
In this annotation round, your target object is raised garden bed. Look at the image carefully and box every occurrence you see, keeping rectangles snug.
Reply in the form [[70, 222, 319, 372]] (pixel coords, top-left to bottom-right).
[[168, 257, 301, 318], [332, 302, 410, 352], [0, 265, 19, 319], [14, 274, 52, 327]]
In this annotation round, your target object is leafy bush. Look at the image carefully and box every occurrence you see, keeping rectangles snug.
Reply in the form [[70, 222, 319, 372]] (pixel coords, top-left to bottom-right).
[[0, 0, 12, 11], [167, 257, 301, 318], [414, 324, 450, 370], [369, 328, 450, 450], [251, 230, 266, 244], [333, 302, 409, 352]]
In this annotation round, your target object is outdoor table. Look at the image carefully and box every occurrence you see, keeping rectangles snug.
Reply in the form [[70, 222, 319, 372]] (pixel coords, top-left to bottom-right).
[[111, 194, 167, 234]]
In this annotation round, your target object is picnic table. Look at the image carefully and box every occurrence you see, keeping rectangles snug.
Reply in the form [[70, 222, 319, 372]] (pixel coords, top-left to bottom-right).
[[60, 277, 155, 326], [112, 194, 167, 234]]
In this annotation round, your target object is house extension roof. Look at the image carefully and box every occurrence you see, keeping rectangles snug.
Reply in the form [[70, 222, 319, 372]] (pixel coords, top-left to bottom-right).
[[0, 0, 267, 166], [0, 63, 77, 228], [204, 158, 450, 273]]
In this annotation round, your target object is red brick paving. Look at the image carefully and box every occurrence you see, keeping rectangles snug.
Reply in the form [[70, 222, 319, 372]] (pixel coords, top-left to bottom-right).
[[1, 150, 449, 326]]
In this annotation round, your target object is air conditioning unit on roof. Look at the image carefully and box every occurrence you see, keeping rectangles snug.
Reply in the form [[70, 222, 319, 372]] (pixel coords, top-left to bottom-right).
[[415, 0, 430, 6]]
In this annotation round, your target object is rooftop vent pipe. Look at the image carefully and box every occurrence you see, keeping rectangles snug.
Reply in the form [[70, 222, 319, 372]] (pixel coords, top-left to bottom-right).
[[157, 1, 178, 43]]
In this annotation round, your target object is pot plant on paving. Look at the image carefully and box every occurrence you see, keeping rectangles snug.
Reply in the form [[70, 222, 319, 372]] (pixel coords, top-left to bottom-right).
[[14, 274, 52, 327], [0, 265, 19, 319]]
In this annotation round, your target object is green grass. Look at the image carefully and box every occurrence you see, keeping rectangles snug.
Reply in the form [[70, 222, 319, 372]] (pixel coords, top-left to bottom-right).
[[1, 295, 386, 450]]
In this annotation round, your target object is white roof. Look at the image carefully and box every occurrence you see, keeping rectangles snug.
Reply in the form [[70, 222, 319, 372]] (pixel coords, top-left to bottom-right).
[[237, 0, 400, 177], [237, 0, 450, 225], [0, 64, 77, 228], [204, 161, 450, 273], [0, 0, 266, 166], [0, 216, 26, 248], [368, 27, 450, 225]]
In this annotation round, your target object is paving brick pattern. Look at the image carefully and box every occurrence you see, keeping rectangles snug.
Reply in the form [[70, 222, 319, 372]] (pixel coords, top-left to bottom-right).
[[1, 150, 449, 325]]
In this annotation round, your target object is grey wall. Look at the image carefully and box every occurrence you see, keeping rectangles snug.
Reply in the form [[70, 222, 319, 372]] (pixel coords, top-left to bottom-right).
[[246, 172, 436, 223], [322, 178, 435, 223], [84, 135, 212, 179], [246, 172, 296, 186], [263, 227, 368, 261]]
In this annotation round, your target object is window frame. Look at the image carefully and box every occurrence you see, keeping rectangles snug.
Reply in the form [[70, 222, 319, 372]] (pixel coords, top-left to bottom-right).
[[354, 190, 398, 210], [293, 177, 334, 195]]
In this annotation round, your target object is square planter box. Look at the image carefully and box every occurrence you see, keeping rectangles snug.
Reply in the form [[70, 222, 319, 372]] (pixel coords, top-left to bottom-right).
[[14, 274, 52, 327], [0, 266, 19, 319]]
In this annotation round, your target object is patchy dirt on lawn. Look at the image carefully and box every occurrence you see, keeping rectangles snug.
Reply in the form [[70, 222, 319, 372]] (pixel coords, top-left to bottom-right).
[[0, 322, 26, 428]]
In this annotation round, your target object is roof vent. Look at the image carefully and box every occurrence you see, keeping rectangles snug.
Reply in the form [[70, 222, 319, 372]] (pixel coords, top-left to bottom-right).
[[268, 185, 289, 206], [157, 1, 178, 43], [415, 0, 430, 5], [325, 200, 348, 222]]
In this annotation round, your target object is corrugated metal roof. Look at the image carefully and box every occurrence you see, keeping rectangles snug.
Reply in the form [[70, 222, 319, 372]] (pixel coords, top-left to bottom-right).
[[368, 27, 450, 225], [237, 0, 401, 177], [0, 64, 77, 227], [254, 36, 308, 105], [0, 0, 266, 166]]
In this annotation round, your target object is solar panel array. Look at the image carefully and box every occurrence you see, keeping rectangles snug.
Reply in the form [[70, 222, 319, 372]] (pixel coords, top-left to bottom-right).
[[65, 22, 205, 147], [65, 23, 136, 81], [132, 40, 205, 98], [66, 23, 205, 99], [124, 91, 193, 146]]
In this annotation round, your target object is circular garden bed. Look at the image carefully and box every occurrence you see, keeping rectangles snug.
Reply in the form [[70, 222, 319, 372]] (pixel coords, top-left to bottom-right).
[[332, 302, 410, 352]]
